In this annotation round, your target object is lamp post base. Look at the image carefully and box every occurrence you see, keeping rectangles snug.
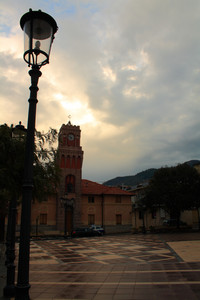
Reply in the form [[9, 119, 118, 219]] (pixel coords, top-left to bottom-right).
[[3, 262, 16, 297], [3, 284, 15, 298], [4, 197, 17, 298], [15, 284, 31, 300]]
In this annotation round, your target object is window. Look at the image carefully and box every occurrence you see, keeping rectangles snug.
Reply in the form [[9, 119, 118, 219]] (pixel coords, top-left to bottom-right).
[[65, 175, 75, 193], [60, 155, 65, 168], [72, 156, 76, 168], [88, 214, 95, 225], [116, 214, 122, 225], [66, 155, 70, 168], [160, 208, 166, 218], [77, 156, 82, 169], [63, 136, 66, 146], [88, 196, 94, 203], [139, 210, 144, 220], [40, 214, 47, 225], [152, 209, 156, 219], [115, 196, 121, 203]]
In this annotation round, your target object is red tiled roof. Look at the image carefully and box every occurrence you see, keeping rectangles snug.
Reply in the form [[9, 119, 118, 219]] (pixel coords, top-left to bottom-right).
[[81, 179, 133, 196]]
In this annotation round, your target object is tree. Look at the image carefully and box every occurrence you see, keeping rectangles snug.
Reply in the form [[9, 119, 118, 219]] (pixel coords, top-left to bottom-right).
[[0, 124, 60, 216], [144, 163, 200, 228], [0, 124, 25, 221], [33, 128, 60, 201], [0, 123, 61, 296]]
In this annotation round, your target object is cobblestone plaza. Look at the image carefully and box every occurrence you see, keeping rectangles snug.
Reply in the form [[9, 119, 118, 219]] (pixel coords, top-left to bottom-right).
[[1, 232, 200, 299]]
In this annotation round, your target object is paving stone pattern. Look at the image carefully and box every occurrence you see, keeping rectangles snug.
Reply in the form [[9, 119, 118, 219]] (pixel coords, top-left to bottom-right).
[[10, 234, 200, 299], [29, 235, 178, 265]]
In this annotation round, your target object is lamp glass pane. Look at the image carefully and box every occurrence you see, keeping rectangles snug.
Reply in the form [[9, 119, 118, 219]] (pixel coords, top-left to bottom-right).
[[23, 22, 31, 53], [23, 19, 53, 66]]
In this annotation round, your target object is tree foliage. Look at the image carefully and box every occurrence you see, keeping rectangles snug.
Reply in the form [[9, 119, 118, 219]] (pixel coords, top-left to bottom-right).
[[144, 163, 200, 226], [0, 123, 60, 215], [0, 124, 25, 214], [34, 128, 60, 201]]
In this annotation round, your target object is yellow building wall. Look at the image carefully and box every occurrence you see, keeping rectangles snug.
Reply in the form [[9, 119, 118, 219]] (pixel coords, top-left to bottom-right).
[[16, 195, 57, 235], [81, 194, 132, 227], [132, 208, 198, 231], [31, 195, 57, 226]]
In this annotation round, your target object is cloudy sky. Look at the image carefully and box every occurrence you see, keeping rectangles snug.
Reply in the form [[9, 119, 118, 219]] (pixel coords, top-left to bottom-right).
[[1, 0, 200, 183]]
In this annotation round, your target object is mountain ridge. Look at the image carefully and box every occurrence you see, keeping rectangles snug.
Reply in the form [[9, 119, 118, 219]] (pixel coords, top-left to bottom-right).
[[103, 160, 200, 187]]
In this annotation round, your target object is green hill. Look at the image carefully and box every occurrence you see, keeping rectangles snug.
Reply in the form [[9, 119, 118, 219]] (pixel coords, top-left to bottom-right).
[[103, 168, 157, 187], [103, 160, 200, 187]]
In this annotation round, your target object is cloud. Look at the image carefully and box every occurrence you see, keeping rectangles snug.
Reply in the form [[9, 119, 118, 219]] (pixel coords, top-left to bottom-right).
[[1, 0, 200, 182]]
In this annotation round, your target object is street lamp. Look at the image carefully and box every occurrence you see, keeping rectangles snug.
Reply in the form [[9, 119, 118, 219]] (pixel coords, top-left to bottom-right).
[[12, 121, 27, 140], [60, 194, 74, 237], [15, 9, 57, 300], [20, 9, 58, 67]]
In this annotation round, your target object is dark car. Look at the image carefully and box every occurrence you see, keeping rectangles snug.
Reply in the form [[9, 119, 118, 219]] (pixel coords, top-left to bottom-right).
[[71, 227, 101, 238], [163, 219, 187, 226]]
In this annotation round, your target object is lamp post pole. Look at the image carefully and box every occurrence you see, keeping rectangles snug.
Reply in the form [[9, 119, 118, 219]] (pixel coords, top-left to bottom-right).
[[142, 205, 146, 234], [64, 203, 67, 237], [15, 9, 57, 299], [15, 66, 41, 299], [3, 195, 17, 297]]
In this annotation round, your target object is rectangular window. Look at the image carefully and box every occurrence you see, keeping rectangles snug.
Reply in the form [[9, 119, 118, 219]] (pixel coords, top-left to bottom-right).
[[152, 209, 156, 219], [88, 196, 94, 203], [160, 208, 166, 218], [40, 213, 47, 225], [139, 210, 143, 220], [88, 214, 95, 225], [115, 196, 121, 203], [116, 214, 122, 225]]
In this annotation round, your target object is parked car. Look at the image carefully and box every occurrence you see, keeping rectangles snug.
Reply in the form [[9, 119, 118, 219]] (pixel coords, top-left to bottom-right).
[[71, 227, 101, 238], [90, 225, 104, 235], [163, 219, 187, 226]]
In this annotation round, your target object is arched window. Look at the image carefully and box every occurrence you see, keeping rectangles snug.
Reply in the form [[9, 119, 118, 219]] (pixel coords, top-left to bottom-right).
[[63, 136, 66, 146], [65, 175, 75, 193], [60, 155, 65, 168], [77, 156, 82, 169], [72, 156, 76, 168], [76, 137, 80, 147], [66, 155, 70, 168]]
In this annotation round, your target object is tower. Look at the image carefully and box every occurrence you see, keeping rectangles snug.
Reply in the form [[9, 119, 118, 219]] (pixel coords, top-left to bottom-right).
[[57, 121, 84, 233]]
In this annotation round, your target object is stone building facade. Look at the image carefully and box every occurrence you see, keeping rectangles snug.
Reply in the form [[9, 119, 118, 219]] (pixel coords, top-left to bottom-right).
[[81, 179, 133, 234], [16, 121, 133, 236], [13, 123, 200, 236]]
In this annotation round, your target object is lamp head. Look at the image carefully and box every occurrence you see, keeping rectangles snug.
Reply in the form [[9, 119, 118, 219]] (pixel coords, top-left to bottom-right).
[[20, 9, 58, 67]]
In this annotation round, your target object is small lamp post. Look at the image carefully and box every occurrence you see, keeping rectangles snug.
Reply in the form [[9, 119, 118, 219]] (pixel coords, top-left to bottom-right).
[[142, 205, 146, 234], [60, 194, 74, 237], [12, 121, 27, 140], [15, 9, 57, 300]]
